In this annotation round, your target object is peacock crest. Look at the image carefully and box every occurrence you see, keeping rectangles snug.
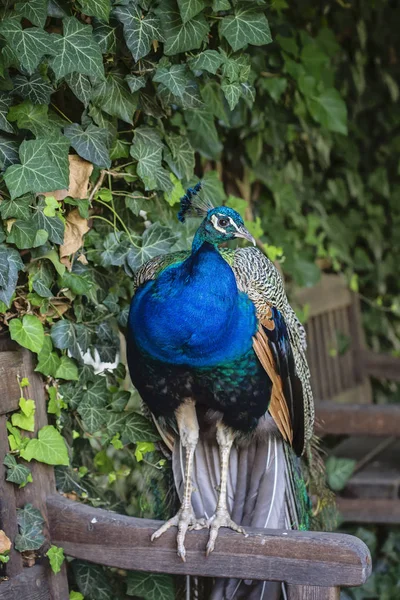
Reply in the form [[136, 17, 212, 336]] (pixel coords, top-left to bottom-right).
[[177, 181, 215, 222]]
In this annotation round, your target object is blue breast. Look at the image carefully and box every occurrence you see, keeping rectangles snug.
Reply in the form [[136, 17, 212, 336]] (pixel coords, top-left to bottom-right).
[[129, 243, 257, 368]]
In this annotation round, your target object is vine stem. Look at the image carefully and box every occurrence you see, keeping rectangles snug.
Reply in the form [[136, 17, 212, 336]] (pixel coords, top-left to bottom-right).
[[51, 103, 73, 123], [93, 198, 139, 247]]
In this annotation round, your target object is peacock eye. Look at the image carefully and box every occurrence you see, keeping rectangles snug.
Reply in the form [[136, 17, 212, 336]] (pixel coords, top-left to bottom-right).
[[218, 218, 229, 227]]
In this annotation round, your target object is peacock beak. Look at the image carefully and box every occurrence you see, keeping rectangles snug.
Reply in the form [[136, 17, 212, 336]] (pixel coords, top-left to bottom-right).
[[235, 226, 256, 246]]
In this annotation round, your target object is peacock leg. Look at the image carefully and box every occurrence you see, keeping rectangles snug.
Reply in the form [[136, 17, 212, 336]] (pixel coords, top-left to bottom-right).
[[151, 399, 207, 561], [206, 421, 246, 556]]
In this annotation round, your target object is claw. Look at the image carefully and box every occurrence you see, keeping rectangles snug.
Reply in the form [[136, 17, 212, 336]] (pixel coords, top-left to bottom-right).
[[151, 508, 208, 561], [205, 511, 246, 556]]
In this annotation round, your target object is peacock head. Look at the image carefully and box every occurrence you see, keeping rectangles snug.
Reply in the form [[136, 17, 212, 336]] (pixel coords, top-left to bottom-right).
[[199, 206, 256, 246], [178, 182, 256, 249]]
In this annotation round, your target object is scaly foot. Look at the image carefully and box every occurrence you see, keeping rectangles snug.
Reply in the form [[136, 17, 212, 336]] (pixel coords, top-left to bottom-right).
[[206, 509, 246, 556], [151, 507, 208, 561]]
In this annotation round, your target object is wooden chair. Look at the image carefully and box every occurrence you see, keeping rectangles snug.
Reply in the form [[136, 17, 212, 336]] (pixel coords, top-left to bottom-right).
[[293, 274, 400, 523], [0, 335, 372, 599]]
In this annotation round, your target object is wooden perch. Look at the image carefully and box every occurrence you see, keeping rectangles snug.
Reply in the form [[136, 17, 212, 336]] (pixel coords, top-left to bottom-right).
[[47, 495, 372, 589]]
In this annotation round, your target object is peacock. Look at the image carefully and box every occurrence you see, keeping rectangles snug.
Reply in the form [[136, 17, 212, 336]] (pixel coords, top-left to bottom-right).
[[127, 182, 319, 599]]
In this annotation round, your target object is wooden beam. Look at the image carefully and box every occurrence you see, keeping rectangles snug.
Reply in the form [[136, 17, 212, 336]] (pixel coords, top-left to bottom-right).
[[362, 350, 400, 382], [315, 402, 400, 437], [0, 565, 50, 600], [337, 498, 400, 524], [287, 584, 340, 600], [47, 495, 372, 588]]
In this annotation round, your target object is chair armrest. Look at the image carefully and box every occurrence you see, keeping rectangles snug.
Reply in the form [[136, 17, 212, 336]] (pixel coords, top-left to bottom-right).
[[315, 402, 400, 436], [362, 349, 400, 381], [47, 494, 371, 589]]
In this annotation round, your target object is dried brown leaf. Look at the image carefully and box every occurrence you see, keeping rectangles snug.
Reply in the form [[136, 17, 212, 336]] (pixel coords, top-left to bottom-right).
[[44, 155, 93, 201], [0, 530, 11, 554], [59, 209, 90, 267]]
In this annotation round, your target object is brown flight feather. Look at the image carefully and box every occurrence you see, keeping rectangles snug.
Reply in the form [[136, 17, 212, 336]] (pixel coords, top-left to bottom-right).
[[253, 324, 293, 445]]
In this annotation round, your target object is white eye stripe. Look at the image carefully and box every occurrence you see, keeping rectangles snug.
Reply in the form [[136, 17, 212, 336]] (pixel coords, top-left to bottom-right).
[[211, 213, 242, 233], [211, 214, 226, 233]]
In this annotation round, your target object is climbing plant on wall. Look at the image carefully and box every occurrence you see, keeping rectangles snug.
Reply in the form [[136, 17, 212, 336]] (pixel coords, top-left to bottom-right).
[[0, 0, 399, 597]]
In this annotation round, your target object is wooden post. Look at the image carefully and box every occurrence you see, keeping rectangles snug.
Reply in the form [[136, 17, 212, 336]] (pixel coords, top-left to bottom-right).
[[0, 338, 69, 600]]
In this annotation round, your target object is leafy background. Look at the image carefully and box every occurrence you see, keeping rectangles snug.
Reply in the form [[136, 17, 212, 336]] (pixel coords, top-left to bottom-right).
[[0, 0, 399, 598]]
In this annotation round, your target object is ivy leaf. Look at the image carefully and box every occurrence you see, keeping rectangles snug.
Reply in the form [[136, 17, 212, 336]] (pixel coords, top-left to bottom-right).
[[0, 194, 32, 220], [164, 133, 195, 180], [56, 356, 79, 381], [20, 425, 70, 466], [7, 218, 44, 249], [65, 73, 92, 107], [72, 561, 113, 600], [326, 456, 356, 492], [77, 395, 108, 433], [15, 504, 45, 552], [0, 135, 19, 170], [188, 50, 224, 74], [220, 5, 272, 52], [126, 75, 146, 93], [126, 572, 174, 600], [9, 314, 45, 353], [0, 244, 24, 306], [307, 88, 348, 135], [46, 545, 65, 574], [177, 0, 205, 23], [0, 93, 13, 133], [3, 454, 32, 488], [154, 64, 191, 98], [93, 21, 117, 54], [221, 80, 242, 110], [12, 74, 53, 105], [113, 4, 163, 61], [185, 109, 222, 159], [130, 138, 162, 189], [64, 123, 111, 168], [193, 170, 226, 205], [32, 196, 65, 244], [11, 398, 36, 432], [51, 320, 90, 360], [35, 336, 61, 377], [261, 77, 287, 102], [7, 101, 58, 137], [91, 73, 138, 124], [58, 382, 82, 410], [4, 135, 69, 200], [127, 223, 177, 270], [122, 412, 160, 444], [50, 17, 104, 80], [79, 0, 111, 22], [161, 2, 209, 56], [85, 377, 110, 405], [0, 19, 56, 74], [15, 0, 48, 28]]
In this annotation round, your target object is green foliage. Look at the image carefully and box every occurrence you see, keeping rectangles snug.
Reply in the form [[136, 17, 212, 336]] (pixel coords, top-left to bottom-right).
[[343, 527, 400, 600], [3, 453, 32, 487], [127, 572, 175, 600], [20, 425, 70, 466], [0, 0, 399, 596], [46, 545, 65, 574], [325, 456, 356, 492], [14, 503, 45, 552]]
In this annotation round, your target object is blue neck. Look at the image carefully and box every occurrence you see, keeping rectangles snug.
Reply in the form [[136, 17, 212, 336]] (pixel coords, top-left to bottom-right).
[[129, 242, 257, 367], [192, 225, 208, 253]]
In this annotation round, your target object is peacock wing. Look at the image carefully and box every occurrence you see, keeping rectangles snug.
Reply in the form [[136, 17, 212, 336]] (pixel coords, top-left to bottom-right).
[[231, 246, 314, 456]]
